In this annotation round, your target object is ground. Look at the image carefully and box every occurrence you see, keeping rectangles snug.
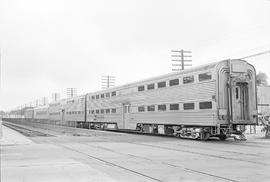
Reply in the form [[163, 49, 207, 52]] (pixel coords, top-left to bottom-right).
[[1, 122, 270, 182]]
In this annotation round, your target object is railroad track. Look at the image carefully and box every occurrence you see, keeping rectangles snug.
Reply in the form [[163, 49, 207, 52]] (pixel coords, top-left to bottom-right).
[[57, 142, 239, 182], [57, 143, 163, 182], [3, 122, 54, 137], [82, 143, 241, 182], [131, 142, 270, 167]]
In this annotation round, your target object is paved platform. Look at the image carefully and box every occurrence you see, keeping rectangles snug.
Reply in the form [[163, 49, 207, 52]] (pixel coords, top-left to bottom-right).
[[0, 125, 32, 145], [0, 125, 117, 182]]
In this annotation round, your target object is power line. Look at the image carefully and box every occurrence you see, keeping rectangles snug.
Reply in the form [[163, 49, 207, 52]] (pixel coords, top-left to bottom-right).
[[239, 50, 270, 59]]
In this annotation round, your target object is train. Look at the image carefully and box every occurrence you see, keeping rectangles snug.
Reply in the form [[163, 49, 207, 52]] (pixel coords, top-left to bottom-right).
[[23, 59, 258, 140]]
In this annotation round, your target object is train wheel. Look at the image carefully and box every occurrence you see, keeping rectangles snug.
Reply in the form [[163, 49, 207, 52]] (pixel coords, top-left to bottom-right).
[[200, 132, 210, 141], [218, 135, 227, 141]]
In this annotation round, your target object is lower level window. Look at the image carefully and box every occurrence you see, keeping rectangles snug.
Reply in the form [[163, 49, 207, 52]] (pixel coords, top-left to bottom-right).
[[199, 102, 212, 109], [158, 104, 166, 111], [138, 106, 145, 112], [170, 104, 179, 110], [147, 105, 155, 111], [183, 103, 194, 110]]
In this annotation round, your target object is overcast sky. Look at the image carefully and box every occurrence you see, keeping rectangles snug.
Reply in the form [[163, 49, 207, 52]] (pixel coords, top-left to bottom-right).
[[0, 0, 270, 111]]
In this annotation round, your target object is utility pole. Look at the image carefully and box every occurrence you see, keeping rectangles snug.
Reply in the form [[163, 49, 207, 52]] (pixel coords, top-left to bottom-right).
[[66, 88, 77, 98], [171, 50, 192, 71], [51, 93, 60, 102], [101, 75, 115, 89]]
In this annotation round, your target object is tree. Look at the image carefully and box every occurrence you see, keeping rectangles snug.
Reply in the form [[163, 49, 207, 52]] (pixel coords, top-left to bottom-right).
[[257, 72, 268, 86]]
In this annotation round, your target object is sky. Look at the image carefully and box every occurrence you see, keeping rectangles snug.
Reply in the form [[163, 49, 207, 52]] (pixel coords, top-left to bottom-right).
[[0, 0, 270, 111]]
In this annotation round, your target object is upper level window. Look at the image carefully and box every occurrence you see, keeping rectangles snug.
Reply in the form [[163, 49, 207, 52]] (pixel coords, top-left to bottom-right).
[[91, 110, 95, 114], [96, 95, 99, 99], [91, 96, 95, 100], [199, 72, 212, 81], [183, 103, 195, 110], [158, 104, 166, 111], [183, 75, 194, 84], [100, 109, 104, 114], [138, 106, 145, 112], [111, 108, 116, 113], [106, 93, 110, 97], [147, 105, 155, 111], [158, 81, 166, 88], [106, 109, 110, 113], [138, 85, 145, 91], [147, 83, 155, 90], [169, 79, 179, 86], [199, 102, 212, 109], [101, 94, 104, 98], [111, 91, 116, 96], [96, 110, 99, 114], [170, 104, 179, 110]]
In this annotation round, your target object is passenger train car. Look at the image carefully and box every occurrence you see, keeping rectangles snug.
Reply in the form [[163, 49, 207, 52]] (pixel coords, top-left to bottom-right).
[[24, 59, 257, 140]]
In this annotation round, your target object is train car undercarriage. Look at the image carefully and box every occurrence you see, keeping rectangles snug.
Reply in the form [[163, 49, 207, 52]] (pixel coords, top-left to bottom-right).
[[76, 121, 248, 141]]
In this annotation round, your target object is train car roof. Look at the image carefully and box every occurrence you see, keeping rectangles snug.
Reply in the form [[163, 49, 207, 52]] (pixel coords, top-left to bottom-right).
[[86, 59, 228, 95]]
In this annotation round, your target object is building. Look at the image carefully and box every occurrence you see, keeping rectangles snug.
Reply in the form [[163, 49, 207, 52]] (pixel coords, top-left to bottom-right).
[[257, 86, 270, 115]]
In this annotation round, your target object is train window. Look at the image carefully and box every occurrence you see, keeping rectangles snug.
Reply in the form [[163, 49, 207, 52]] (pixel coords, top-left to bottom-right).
[[170, 104, 179, 110], [91, 110, 95, 114], [183, 103, 194, 110], [199, 72, 212, 81], [138, 106, 145, 112], [106, 109, 110, 113], [147, 83, 155, 90], [101, 94, 104, 98], [96, 110, 99, 114], [147, 105, 155, 111], [183, 75, 194, 84], [96, 95, 99, 99], [111, 91, 116, 96], [78, 111, 81, 114], [199, 102, 212, 109], [236, 87, 239, 100], [169, 79, 179, 86], [106, 93, 110, 97], [158, 81, 166, 88], [101, 109, 104, 114], [138, 85, 145, 91], [111, 108, 116, 113], [158, 104, 166, 111], [91, 96, 95, 100]]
